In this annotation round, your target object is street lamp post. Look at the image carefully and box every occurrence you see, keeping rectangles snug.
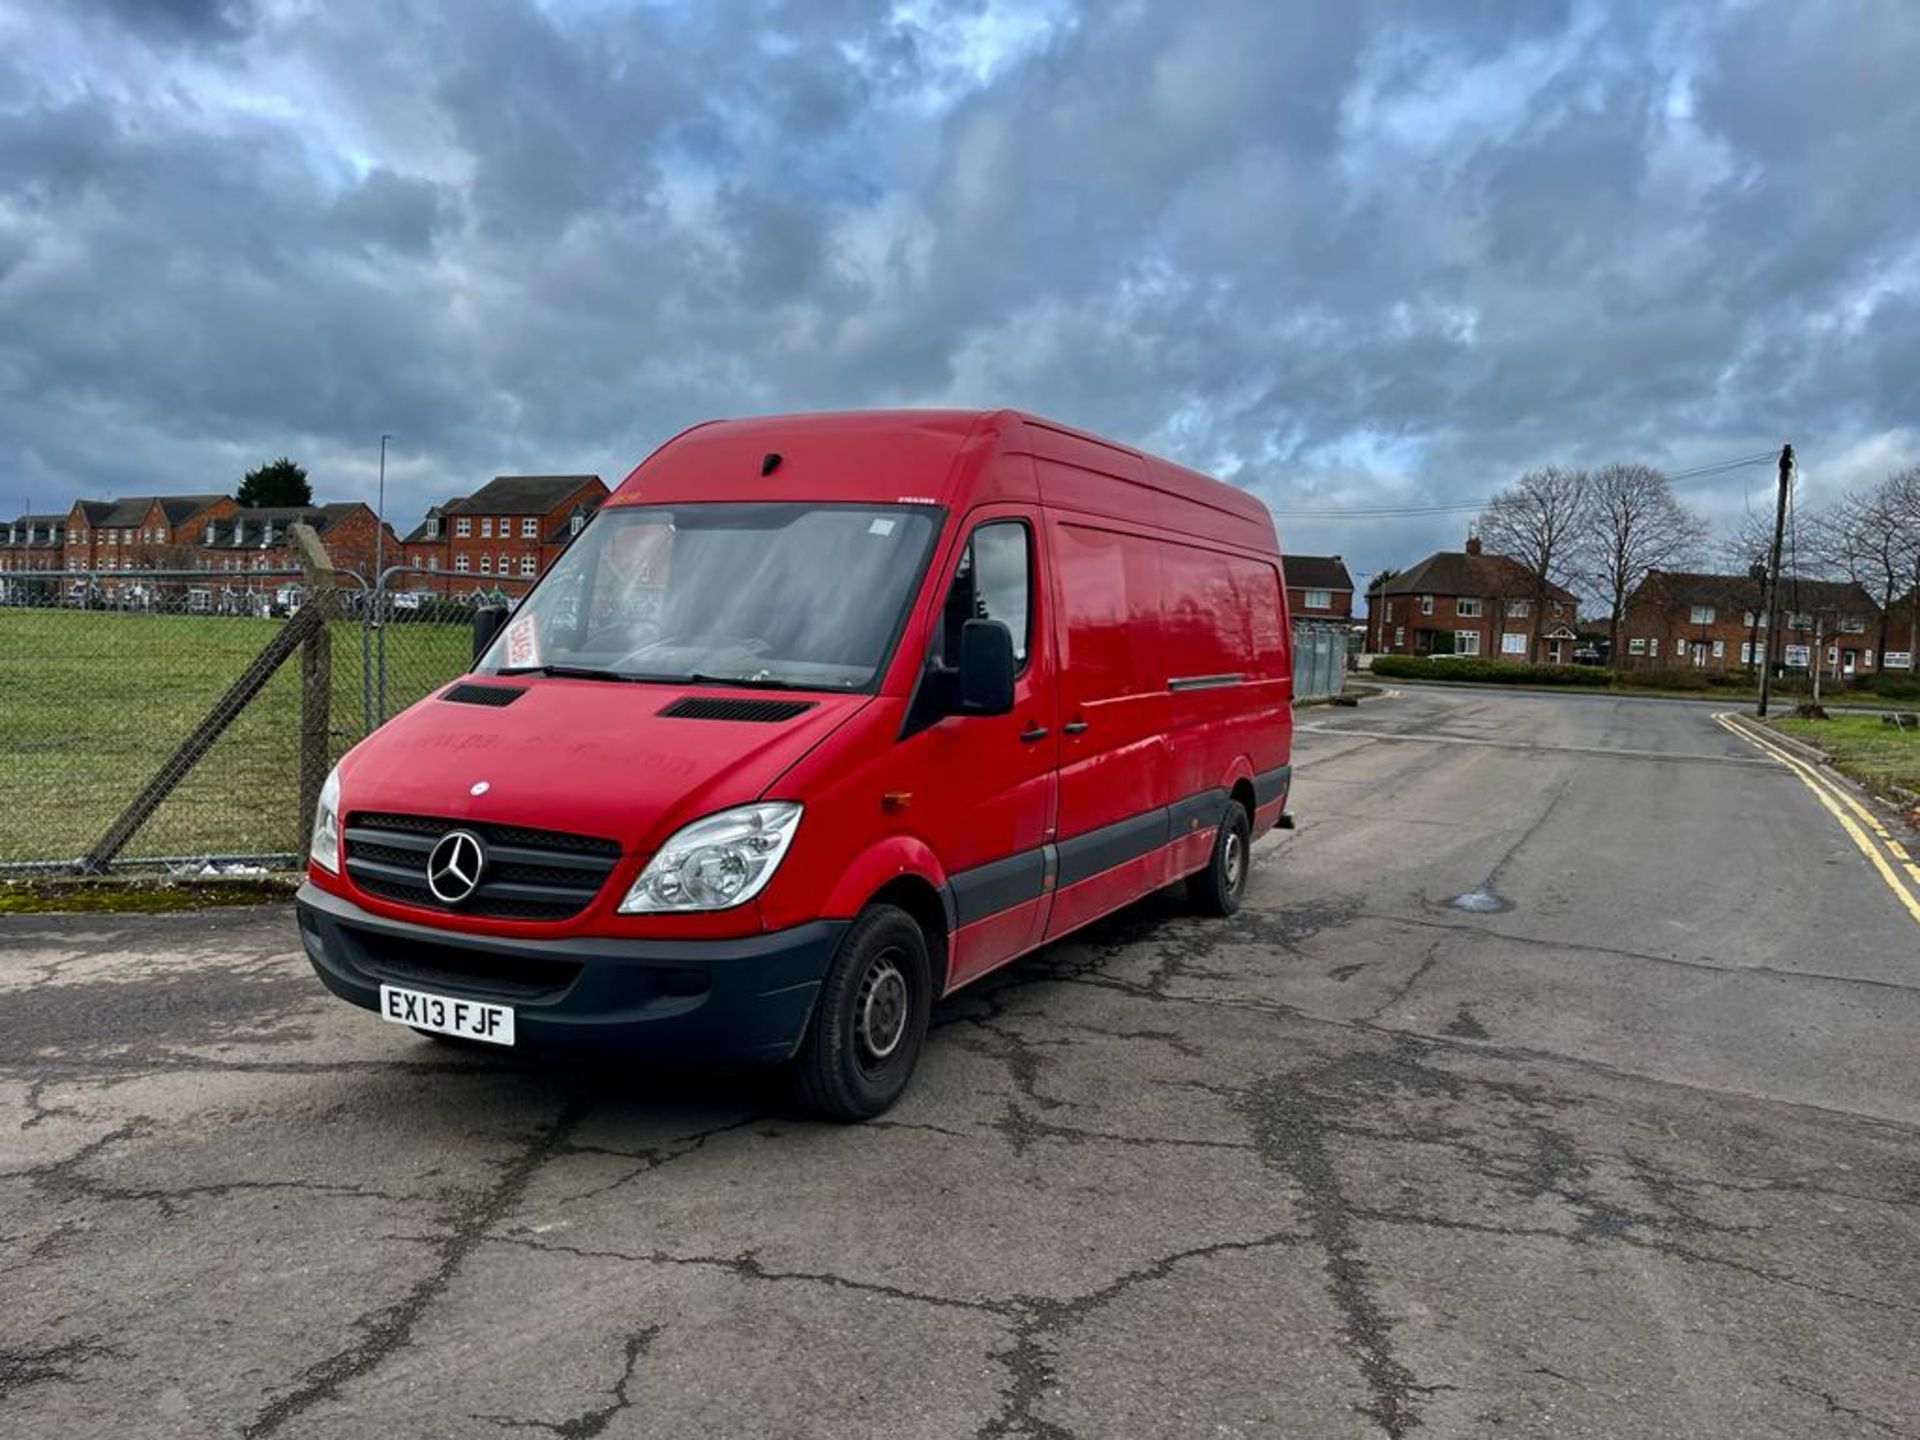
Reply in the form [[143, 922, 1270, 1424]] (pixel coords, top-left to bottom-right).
[[374, 434, 392, 602]]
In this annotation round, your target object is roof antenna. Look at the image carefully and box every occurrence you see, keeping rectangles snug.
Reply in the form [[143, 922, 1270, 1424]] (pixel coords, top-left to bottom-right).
[[761, 452, 782, 477]]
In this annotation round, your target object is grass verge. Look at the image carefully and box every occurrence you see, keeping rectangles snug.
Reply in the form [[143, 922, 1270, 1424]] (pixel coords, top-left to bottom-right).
[[0, 876, 298, 915], [1772, 712, 1920, 799]]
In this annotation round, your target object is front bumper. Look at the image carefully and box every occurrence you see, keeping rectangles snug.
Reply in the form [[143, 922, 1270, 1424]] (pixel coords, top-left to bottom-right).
[[295, 882, 847, 1065]]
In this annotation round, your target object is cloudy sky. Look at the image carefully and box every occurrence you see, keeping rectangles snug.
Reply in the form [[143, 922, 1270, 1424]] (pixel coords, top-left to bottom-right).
[[2, 0, 1916, 586]]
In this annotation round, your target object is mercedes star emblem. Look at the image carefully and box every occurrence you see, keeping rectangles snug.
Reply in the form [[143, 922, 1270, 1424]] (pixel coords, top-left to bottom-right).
[[425, 829, 487, 905]]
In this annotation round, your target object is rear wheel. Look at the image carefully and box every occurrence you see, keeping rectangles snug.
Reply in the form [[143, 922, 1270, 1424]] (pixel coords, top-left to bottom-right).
[[1187, 801, 1251, 916], [789, 904, 932, 1121]]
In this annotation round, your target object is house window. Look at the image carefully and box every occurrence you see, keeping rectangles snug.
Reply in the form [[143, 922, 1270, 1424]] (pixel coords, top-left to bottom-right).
[[571, 514, 585, 536], [481, 517, 492, 538], [1787, 612, 1811, 629], [1840, 615, 1866, 633], [1742, 610, 1769, 628], [521, 517, 539, 538], [1783, 644, 1809, 667], [1690, 605, 1716, 625], [1393, 627, 1405, 646], [455, 517, 472, 537], [1628, 638, 1646, 655], [427, 555, 440, 571], [1418, 594, 1434, 615], [478, 555, 491, 574], [497, 553, 509, 574], [1454, 631, 1482, 656], [1457, 597, 1482, 617], [1304, 588, 1331, 609], [1884, 652, 1912, 669], [426, 518, 439, 539], [1711, 639, 1724, 658], [1501, 632, 1528, 656], [1506, 599, 1530, 618], [519, 555, 537, 576], [455, 555, 470, 573]]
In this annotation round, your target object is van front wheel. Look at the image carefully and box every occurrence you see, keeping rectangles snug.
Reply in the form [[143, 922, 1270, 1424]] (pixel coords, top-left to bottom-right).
[[1187, 802, 1251, 917], [789, 904, 932, 1121]]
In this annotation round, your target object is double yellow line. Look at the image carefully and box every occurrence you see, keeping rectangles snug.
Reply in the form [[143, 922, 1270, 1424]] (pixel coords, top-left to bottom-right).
[[1714, 712, 1920, 928]]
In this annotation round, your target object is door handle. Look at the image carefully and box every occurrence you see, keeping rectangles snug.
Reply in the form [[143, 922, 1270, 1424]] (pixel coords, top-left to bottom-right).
[[1020, 724, 1050, 743], [1062, 719, 1090, 735]]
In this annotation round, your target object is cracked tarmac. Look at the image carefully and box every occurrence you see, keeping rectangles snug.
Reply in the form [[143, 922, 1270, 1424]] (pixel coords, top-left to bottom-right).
[[4, 687, 1920, 1438]]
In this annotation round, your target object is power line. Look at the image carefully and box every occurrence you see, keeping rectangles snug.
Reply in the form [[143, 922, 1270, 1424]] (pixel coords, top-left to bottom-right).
[[1275, 450, 1778, 521]]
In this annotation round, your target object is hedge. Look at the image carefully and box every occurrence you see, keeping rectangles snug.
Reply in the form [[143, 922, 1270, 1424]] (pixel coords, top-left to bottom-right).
[[1367, 656, 1613, 686]]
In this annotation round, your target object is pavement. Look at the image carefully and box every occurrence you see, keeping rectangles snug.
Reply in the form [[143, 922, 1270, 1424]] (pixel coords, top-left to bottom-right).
[[4, 686, 1920, 1439]]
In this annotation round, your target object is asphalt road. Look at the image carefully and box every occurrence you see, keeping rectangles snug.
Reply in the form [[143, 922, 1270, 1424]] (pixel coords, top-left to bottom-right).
[[5, 687, 1919, 1439]]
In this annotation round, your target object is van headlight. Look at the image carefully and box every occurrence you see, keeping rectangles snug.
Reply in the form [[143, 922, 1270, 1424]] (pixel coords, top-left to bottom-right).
[[618, 802, 801, 913], [309, 766, 342, 874]]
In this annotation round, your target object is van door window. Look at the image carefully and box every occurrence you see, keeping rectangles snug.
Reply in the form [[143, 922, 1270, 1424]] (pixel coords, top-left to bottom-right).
[[939, 522, 1030, 668]]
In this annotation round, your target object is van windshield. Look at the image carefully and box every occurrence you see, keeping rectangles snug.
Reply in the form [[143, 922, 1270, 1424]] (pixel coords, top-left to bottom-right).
[[479, 502, 941, 691]]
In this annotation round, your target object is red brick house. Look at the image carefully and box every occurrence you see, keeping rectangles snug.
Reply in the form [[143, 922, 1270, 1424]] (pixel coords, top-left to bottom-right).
[[63, 494, 236, 574], [1366, 538, 1580, 662], [1284, 555, 1354, 621], [188, 504, 394, 607], [1885, 589, 1917, 674], [1621, 570, 1891, 677], [400, 475, 607, 597], [0, 514, 67, 599]]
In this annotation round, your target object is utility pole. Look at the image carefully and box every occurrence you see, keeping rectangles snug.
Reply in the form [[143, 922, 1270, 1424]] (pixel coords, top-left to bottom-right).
[[1756, 443, 1793, 718]]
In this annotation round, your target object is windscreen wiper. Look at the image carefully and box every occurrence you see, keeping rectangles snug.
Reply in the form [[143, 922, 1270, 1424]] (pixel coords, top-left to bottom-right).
[[496, 664, 637, 682], [684, 672, 811, 691]]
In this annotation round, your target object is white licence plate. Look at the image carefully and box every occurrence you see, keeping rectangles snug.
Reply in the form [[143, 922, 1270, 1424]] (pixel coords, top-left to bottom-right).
[[379, 984, 516, 1046]]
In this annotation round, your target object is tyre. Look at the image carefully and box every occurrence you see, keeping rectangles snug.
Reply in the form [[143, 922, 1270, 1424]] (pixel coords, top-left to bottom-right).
[[1187, 801, 1252, 917], [789, 904, 933, 1121]]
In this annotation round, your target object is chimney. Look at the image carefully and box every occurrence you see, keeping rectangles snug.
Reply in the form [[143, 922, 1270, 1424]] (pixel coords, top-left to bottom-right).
[[1464, 535, 1483, 556]]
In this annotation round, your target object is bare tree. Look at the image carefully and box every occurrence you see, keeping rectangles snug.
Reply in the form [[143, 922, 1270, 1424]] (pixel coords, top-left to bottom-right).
[[1578, 463, 1707, 660], [1477, 466, 1590, 659], [1813, 474, 1917, 668]]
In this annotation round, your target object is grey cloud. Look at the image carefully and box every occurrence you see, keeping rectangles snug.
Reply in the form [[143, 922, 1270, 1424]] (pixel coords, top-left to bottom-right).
[[0, 0, 1915, 583]]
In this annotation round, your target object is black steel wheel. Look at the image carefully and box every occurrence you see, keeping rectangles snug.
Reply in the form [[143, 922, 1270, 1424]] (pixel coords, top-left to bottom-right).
[[789, 904, 933, 1120], [1187, 801, 1252, 917]]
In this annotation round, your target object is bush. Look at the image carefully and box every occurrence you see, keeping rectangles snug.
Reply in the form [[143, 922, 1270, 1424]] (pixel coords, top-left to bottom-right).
[[1367, 656, 1613, 686], [1853, 672, 1920, 701]]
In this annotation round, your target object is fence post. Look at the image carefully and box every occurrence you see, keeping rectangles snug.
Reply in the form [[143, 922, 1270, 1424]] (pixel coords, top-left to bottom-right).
[[290, 525, 339, 846]]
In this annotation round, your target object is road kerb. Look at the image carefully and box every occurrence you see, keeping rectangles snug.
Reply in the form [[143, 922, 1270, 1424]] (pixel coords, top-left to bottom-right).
[[1714, 712, 1920, 927]]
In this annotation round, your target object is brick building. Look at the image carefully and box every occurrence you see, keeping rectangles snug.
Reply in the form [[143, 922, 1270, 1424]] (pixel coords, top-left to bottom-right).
[[398, 475, 607, 597], [189, 503, 393, 605], [63, 494, 237, 573], [1284, 555, 1355, 621], [1620, 570, 1898, 677], [0, 514, 67, 599], [1366, 538, 1579, 662]]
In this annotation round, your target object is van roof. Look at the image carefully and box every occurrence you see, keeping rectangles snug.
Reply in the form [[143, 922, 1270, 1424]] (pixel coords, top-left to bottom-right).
[[609, 409, 1271, 532]]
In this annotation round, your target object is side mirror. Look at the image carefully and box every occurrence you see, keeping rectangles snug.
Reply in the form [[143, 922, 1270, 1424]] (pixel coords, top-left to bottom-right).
[[472, 604, 509, 665], [957, 618, 1016, 715]]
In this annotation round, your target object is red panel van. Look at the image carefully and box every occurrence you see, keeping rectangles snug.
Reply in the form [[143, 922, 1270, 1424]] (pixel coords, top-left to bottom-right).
[[296, 411, 1293, 1118]]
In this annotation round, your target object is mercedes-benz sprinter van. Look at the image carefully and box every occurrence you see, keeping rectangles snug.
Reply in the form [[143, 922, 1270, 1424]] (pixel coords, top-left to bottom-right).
[[297, 410, 1293, 1118]]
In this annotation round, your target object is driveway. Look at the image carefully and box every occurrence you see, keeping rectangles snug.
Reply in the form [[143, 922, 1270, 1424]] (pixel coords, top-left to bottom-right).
[[4, 687, 1919, 1438]]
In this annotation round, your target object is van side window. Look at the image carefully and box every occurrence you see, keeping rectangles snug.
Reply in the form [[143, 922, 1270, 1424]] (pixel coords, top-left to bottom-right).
[[938, 521, 1030, 669]]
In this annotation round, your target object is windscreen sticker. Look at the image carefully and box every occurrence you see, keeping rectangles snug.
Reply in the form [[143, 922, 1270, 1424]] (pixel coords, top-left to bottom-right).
[[868, 517, 897, 536], [504, 614, 540, 669]]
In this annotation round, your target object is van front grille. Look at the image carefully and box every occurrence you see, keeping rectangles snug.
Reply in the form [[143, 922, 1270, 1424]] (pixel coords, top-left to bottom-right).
[[343, 812, 622, 922]]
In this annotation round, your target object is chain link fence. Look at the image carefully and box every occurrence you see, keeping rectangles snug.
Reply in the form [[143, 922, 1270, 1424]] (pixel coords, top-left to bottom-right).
[[1292, 620, 1349, 702], [0, 565, 475, 873], [5, 559, 1349, 872]]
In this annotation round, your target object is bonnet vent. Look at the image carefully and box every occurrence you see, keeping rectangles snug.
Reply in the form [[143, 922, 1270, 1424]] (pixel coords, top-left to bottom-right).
[[442, 683, 527, 708], [659, 696, 816, 723]]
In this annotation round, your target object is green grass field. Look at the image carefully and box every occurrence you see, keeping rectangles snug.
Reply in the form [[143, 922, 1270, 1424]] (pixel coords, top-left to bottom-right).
[[1775, 712, 1920, 798], [0, 607, 468, 865]]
